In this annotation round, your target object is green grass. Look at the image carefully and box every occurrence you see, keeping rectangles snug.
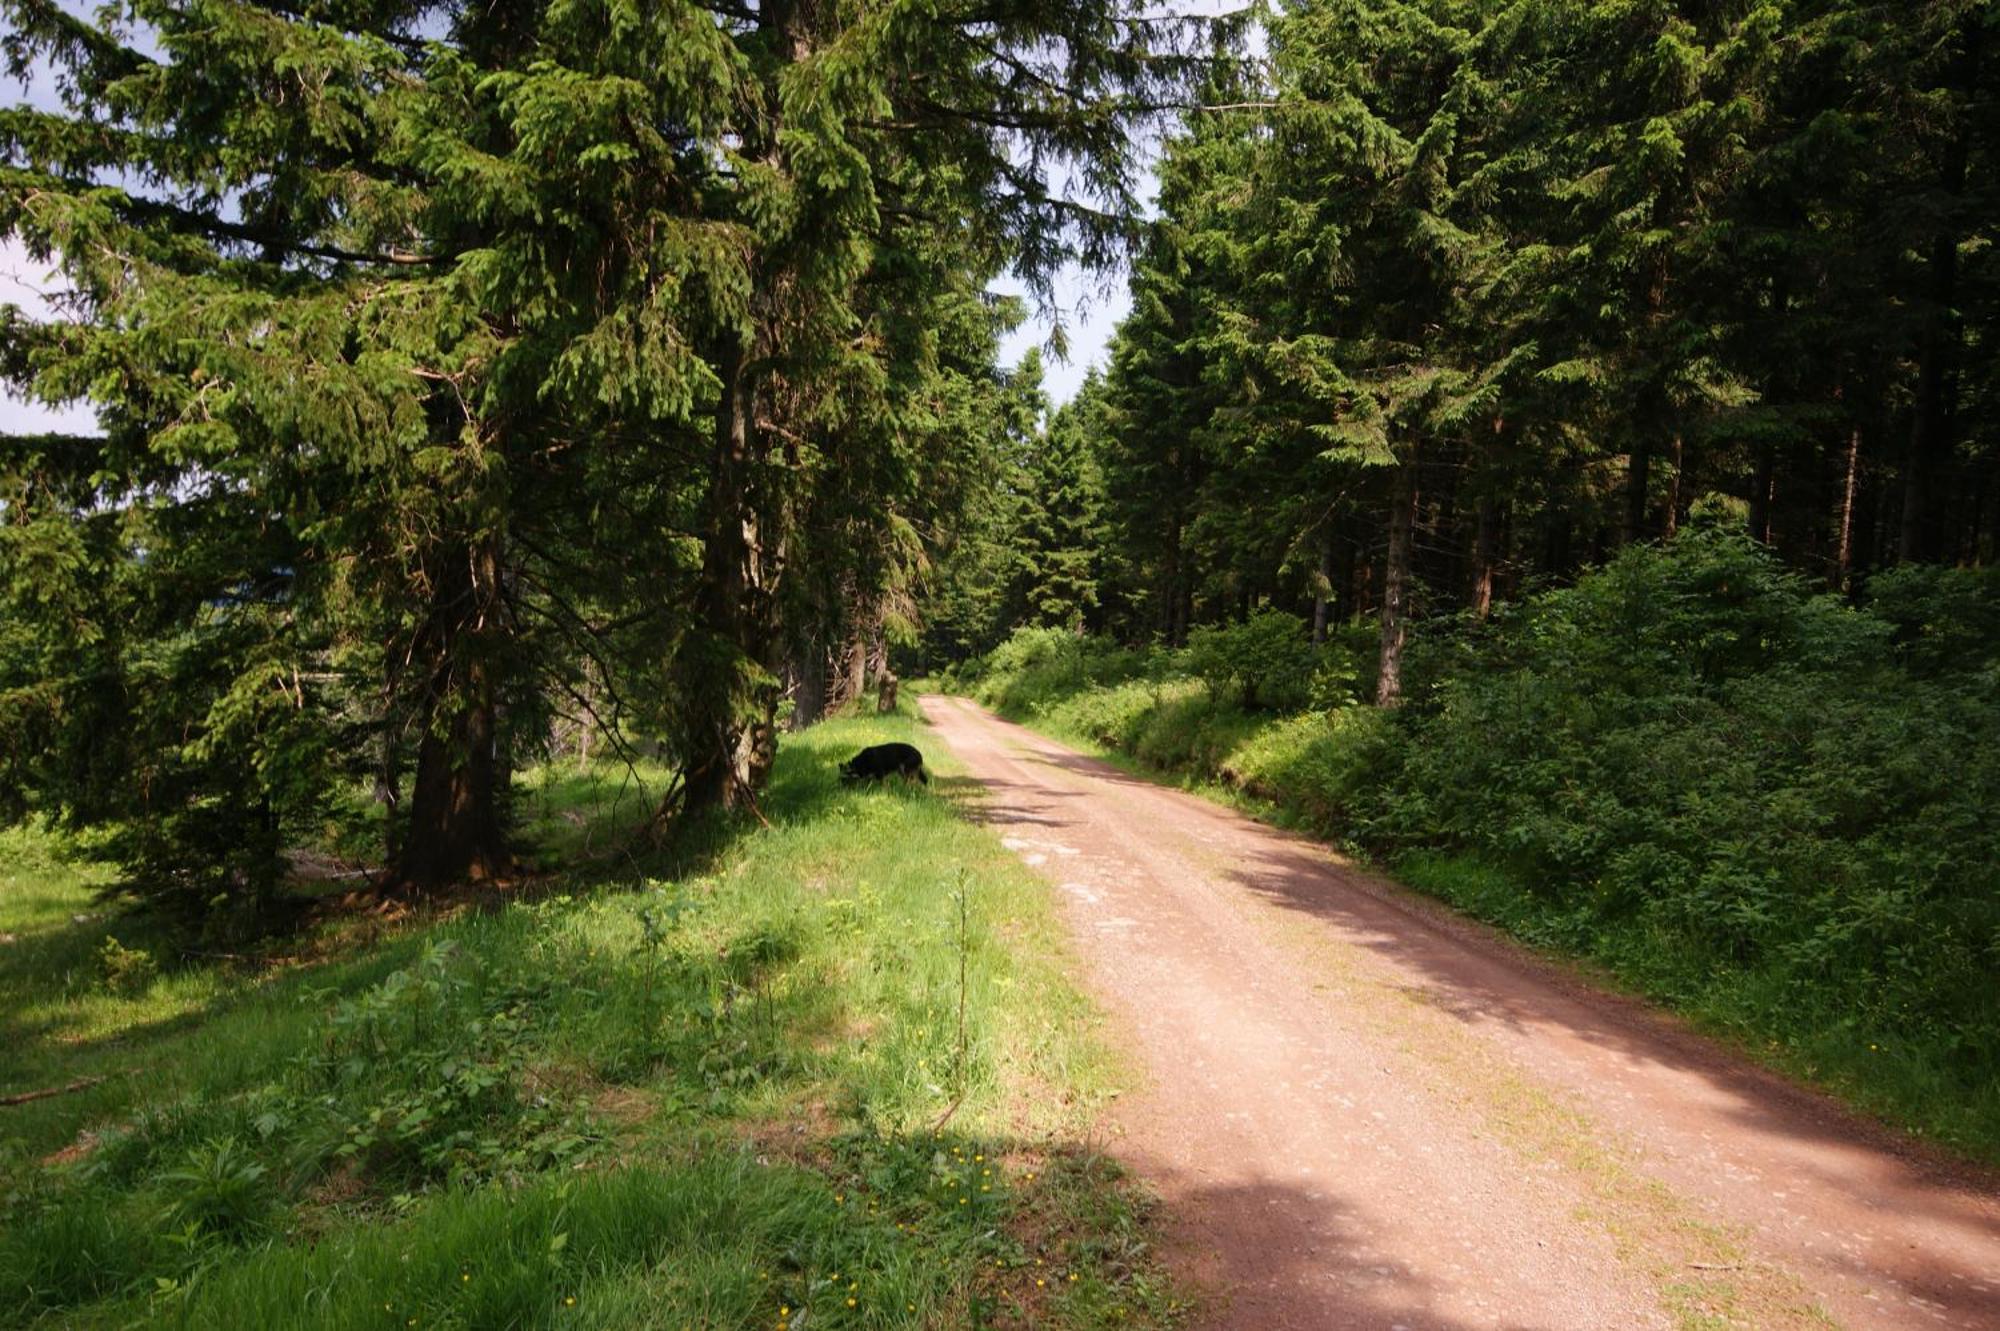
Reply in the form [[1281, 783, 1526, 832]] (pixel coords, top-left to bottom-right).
[[0, 704, 1182, 1330]]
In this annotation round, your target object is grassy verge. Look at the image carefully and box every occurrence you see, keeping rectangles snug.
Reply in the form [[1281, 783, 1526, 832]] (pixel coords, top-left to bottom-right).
[[0, 704, 1182, 1330]]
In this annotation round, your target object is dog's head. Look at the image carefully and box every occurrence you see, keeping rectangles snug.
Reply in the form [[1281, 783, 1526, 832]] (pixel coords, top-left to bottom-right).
[[837, 760, 860, 785]]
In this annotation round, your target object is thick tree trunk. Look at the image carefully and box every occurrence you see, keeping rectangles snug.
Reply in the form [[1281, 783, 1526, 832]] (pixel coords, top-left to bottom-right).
[[395, 535, 511, 891], [682, 334, 773, 815], [843, 634, 867, 704], [1377, 449, 1418, 707], [866, 627, 888, 689]]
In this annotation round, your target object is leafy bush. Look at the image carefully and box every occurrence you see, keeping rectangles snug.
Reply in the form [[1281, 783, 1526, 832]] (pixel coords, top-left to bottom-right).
[[968, 627, 1168, 719], [97, 936, 159, 996], [1185, 610, 1315, 710], [1373, 530, 2000, 1140], [1223, 707, 1397, 835], [157, 1136, 276, 1240], [290, 939, 601, 1189]]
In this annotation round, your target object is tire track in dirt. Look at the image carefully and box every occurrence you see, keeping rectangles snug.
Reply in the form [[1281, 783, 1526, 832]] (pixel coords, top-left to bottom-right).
[[920, 695, 2000, 1331]]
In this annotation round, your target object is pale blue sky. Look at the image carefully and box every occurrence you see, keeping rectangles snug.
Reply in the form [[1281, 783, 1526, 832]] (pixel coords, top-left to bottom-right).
[[994, 267, 1133, 408]]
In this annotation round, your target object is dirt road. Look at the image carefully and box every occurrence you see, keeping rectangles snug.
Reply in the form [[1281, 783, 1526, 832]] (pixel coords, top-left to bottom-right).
[[920, 695, 2000, 1331]]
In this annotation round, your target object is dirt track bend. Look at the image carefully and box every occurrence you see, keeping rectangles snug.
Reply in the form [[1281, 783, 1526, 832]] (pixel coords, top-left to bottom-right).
[[920, 694, 2000, 1331]]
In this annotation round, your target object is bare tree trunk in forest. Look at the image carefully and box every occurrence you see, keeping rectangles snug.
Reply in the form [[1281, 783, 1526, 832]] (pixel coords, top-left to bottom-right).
[[844, 634, 867, 704], [1473, 417, 1505, 616], [1900, 26, 1979, 564], [374, 685, 401, 819], [1837, 425, 1862, 589], [1377, 448, 1418, 707], [1471, 492, 1500, 619], [1900, 236, 1964, 563], [1625, 241, 1675, 547], [1163, 522, 1192, 646], [1625, 434, 1652, 545], [788, 632, 827, 732], [867, 627, 887, 688], [1312, 527, 1333, 645], [1750, 441, 1776, 544], [1664, 434, 1684, 538], [396, 533, 512, 891], [682, 333, 777, 815], [1334, 533, 1356, 623], [1975, 464, 1997, 565]]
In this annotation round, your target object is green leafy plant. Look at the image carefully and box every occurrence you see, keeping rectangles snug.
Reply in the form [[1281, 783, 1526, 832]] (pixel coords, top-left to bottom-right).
[[97, 936, 159, 996], [1184, 610, 1315, 711], [157, 1137, 274, 1240]]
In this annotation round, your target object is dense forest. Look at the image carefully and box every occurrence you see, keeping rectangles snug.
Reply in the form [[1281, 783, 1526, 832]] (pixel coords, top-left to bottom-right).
[[927, 0, 1998, 692]]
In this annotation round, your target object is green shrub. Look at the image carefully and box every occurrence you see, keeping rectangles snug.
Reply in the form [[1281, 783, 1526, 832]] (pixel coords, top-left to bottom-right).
[[1377, 529, 2000, 1144], [1223, 707, 1397, 835], [157, 1136, 277, 1240], [1185, 610, 1315, 710], [97, 935, 159, 995]]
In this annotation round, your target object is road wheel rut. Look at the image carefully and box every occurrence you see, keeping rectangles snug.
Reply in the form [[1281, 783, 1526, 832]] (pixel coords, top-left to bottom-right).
[[920, 695, 2000, 1331]]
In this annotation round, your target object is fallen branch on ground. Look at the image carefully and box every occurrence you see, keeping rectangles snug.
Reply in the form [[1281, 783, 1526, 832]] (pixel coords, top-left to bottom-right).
[[1, 1074, 117, 1107]]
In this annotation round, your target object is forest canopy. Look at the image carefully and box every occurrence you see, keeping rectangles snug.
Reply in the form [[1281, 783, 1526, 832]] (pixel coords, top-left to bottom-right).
[[926, 0, 1997, 700]]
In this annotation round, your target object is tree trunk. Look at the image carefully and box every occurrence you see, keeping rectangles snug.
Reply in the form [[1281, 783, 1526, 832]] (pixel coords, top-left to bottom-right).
[[1470, 492, 1500, 619], [682, 333, 769, 815], [1334, 532, 1357, 623], [1664, 434, 1684, 538], [843, 634, 867, 705], [1624, 433, 1652, 545], [867, 627, 888, 689], [1750, 441, 1776, 544], [1899, 25, 1979, 564], [1377, 449, 1418, 707], [1311, 527, 1333, 645], [1899, 228, 1963, 563], [395, 534, 511, 891], [789, 633, 826, 732], [1836, 424, 1862, 589]]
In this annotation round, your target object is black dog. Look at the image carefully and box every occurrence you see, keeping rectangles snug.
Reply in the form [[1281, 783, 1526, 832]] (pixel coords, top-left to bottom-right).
[[840, 742, 928, 785]]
